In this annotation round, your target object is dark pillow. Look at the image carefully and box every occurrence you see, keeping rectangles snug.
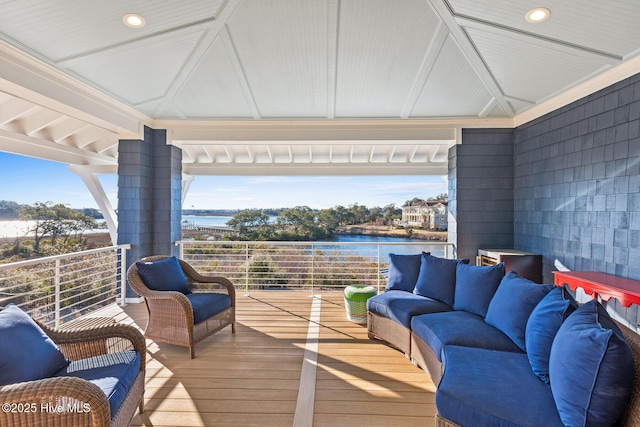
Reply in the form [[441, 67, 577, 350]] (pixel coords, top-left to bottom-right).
[[549, 300, 634, 427], [136, 256, 191, 294], [385, 253, 423, 292], [0, 304, 69, 386], [453, 263, 504, 317], [525, 286, 578, 383], [485, 271, 555, 351], [413, 254, 469, 305]]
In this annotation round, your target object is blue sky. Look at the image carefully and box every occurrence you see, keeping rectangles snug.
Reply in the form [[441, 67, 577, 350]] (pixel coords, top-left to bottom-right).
[[0, 152, 447, 210]]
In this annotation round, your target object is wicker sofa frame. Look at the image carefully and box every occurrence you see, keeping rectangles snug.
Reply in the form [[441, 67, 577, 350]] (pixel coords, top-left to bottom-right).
[[127, 255, 236, 359], [0, 317, 146, 427]]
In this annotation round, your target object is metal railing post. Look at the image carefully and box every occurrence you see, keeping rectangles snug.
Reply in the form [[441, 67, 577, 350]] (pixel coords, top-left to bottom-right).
[[377, 245, 381, 293], [245, 243, 249, 295], [311, 244, 315, 295], [54, 259, 61, 328], [120, 247, 127, 306]]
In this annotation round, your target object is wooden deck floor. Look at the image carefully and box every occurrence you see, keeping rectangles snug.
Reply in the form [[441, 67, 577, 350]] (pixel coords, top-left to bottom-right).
[[99, 291, 436, 427]]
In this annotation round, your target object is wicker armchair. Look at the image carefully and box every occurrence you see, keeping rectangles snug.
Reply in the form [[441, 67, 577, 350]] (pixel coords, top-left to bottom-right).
[[127, 255, 236, 358], [0, 317, 145, 427]]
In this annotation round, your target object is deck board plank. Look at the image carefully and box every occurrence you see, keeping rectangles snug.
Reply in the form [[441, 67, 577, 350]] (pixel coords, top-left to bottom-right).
[[97, 291, 435, 426]]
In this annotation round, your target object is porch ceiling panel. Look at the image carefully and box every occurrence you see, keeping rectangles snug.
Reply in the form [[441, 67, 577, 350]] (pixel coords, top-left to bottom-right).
[[447, 0, 640, 59], [224, 0, 328, 118], [1, 0, 640, 174], [334, 0, 441, 118], [410, 35, 495, 118], [466, 27, 616, 105], [173, 38, 256, 119]]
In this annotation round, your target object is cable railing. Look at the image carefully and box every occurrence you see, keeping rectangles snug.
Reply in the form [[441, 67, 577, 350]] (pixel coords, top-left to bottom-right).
[[176, 240, 455, 294], [0, 245, 130, 327]]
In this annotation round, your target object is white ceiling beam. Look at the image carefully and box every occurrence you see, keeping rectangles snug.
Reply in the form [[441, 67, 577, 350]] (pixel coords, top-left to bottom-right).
[[325, 0, 340, 119], [183, 162, 448, 176], [0, 97, 39, 126], [0, 128, 116, 166], [425, 0, 513, 116]]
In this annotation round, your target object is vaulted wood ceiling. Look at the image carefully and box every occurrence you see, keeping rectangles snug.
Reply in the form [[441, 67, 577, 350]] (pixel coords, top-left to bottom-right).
[[1, 0, 639, 175]]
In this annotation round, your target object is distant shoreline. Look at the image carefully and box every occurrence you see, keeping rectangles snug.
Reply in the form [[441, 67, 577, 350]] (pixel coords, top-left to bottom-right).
[[335, 224, 447, 241]]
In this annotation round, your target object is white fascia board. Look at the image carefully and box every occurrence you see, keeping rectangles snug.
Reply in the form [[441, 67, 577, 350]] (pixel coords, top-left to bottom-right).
[[183, 162, 448, 176]]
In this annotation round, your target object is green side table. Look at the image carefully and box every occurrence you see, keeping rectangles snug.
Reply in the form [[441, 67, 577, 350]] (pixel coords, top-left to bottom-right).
[[343, 285, 377, 324]]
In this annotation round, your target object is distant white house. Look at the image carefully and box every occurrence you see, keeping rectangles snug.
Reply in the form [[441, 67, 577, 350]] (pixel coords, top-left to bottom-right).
[[400, 200, 448, 230]]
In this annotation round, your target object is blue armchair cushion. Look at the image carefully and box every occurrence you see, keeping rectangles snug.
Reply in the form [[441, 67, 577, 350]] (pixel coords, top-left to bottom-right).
[[436, 346, 564, 427], [385, 253, 423, 292], [525, 286, 578, 383], [453, 263, 505, 317], [186, 293, 232, 324], [485, 271, 554, 351], [136, 256, 191, 295], [0, 304, 69, 386], [366, 291, 452, 328], [413, 254, 469, 305], [411, 311, 522, 363], [549, 300, 633, 427], [54, 350, 140, 419]]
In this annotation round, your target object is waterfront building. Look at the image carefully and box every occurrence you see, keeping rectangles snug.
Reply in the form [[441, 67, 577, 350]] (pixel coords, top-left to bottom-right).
[[401, 201, 448, 230]]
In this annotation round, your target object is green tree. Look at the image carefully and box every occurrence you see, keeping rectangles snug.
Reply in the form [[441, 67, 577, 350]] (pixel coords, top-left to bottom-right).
[[19, 202, 97, 253], [276, 206, 325, 240], [227, 210, 272, 240]]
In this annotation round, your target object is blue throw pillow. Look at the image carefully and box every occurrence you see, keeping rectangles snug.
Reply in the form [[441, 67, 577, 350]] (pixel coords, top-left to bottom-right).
[[525, 286, 578, 383], [0, 305, 69, 386], [385, 253, 423, 292], [485, 271, 555, 351], [413, 254, 469, 305], [453, 263, 504, 317], [136, 256, 191, 294], [549, 300, 634, 427]]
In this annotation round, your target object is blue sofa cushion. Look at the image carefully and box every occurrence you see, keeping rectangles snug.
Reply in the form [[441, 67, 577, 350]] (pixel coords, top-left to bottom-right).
[[411, 311, 522, 363], [436, 346, 564, 427], [485, 271, 554, 351], [366, 291, 452, 329], [525, 286, 578, 383], [385, 253, 423, 292], [0, 304, 69, 386], [414, 254, 469, 305], [549, 300, 633, 427], [54, 350, 140, 419], [186, 293, 232, 324], [453, 263, 504, 317], [136, 256, 191, 295]]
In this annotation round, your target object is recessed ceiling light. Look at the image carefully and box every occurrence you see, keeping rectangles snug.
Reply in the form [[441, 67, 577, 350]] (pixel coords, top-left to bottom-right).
[[525, 7, 551, 23], [123, 13, 145, 28]]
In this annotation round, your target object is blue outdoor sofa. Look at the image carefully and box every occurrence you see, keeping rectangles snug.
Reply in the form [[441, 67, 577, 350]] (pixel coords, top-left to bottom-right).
[[0, 304, 145, 427], [367, 252, 640, 427]]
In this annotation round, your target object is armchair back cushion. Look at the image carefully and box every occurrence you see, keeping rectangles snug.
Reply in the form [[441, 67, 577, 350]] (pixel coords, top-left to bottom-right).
[[136, 256, 191, 294], [0, 304, 69, 386]]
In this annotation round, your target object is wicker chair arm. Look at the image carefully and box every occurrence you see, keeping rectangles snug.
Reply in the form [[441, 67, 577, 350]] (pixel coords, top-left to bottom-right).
[[178, 259, 236, 305], [39, 322, 146, 370], [0, 376, 111, 427]]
